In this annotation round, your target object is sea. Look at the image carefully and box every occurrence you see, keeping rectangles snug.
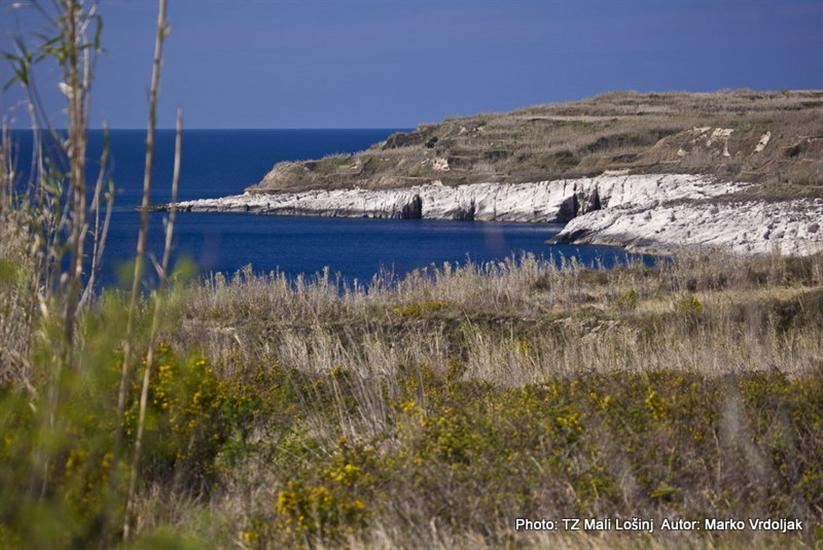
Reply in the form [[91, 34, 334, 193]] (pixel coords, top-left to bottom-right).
[[9, 129, 652, 288]]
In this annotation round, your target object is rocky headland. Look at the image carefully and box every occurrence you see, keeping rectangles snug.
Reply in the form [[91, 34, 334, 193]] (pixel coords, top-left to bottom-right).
[[165, 90, 823, 256]]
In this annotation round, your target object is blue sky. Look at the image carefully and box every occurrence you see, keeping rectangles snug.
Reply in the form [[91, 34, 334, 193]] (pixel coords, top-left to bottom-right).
[[2, 0, 822, 128]]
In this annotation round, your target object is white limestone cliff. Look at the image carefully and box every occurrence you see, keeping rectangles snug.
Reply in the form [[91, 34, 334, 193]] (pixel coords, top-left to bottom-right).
[[167, 174, 823, 256], [554, 198, 823, 256]]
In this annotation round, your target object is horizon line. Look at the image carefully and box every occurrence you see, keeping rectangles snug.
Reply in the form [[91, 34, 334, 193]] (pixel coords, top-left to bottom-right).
[[10, 127, 413, 132]]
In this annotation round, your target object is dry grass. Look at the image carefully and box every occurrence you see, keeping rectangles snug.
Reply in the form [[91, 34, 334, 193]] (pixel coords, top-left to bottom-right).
[[0, 132, 36, 389], [173, 252, 823, 384]]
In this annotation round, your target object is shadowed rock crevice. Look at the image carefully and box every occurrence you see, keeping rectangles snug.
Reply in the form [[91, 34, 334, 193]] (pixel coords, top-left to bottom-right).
[[400, 195, 423, 219], [556, 193, 580, 223], [453, 200, 476, 221]]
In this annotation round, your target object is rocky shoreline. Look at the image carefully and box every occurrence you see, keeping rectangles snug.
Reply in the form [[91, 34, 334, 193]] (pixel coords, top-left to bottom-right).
[[161, 174, 823, 257], [157, 92, 823, 258]]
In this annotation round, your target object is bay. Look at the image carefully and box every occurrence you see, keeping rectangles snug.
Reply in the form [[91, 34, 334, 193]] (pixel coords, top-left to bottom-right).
[[9, 129, 651, 288]]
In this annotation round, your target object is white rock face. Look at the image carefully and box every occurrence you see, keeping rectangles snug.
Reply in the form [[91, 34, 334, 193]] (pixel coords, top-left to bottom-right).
[[168, 174, 823, 256], [174, 174, 746, 221], [754, 131, 771, 153], [555, 198, 823, 256]]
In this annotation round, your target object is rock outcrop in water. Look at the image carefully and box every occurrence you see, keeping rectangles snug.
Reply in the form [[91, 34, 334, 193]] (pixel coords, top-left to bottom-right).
[[160, 91, 823, 257], [552, 195, 823, 256], [169, 174, 823, 256]]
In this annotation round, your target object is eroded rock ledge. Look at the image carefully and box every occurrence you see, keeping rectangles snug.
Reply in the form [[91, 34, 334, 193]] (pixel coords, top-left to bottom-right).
[[166, 174, 823, 257]]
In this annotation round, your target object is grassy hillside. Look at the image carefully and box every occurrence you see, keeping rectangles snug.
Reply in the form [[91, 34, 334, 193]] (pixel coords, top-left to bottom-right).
[[251, 90, 823, 196]]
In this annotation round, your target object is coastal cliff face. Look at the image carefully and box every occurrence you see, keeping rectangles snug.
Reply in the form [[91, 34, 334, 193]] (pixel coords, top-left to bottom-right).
[[553, 194, 823, 256], [166, 91, 823, 257], [176, 174, 743, 222], [173, 174, 823, 256]]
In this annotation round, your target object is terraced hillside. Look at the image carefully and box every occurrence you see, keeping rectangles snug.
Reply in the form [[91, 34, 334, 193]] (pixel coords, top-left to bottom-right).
[[250, 90, 823, 196]]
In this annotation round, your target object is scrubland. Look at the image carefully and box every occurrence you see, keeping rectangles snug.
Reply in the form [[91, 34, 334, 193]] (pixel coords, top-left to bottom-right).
[[2, 213, 822, 547]]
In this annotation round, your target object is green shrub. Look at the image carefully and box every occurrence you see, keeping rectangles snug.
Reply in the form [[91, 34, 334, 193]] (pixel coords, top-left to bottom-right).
[[615, 288, 639, 311], [391, 300, 449, 318], [675, 293, 703, 314], [274, 440, 377, 541], [124, 347, 233, 485]]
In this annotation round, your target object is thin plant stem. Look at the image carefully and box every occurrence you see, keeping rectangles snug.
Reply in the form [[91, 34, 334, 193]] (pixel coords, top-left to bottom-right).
[[39, 0, 90, 499], [80, 124, 112, 307], [116, 0, 169, 438], [62, 0, 88, 358], [122, 108, 182, 542]]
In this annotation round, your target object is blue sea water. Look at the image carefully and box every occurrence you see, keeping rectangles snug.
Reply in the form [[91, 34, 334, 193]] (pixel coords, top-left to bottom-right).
[[9, 129, 650, 288]]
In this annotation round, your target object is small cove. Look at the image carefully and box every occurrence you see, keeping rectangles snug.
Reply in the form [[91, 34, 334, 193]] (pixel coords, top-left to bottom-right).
[[11, 129, 654, 288]]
